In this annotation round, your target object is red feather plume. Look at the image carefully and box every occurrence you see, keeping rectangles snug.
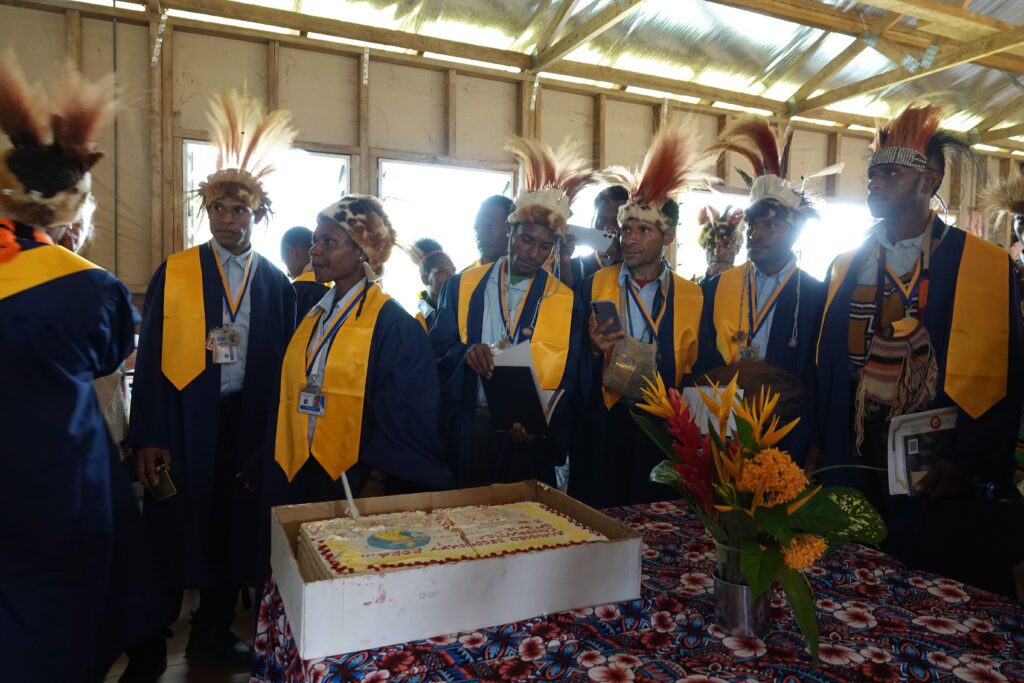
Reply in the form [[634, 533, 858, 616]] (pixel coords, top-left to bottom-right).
[[50, 67, 115, 169], [872, 104, 943, 155], [708, 118, 789, 181], [506, 136, 596, 204], [606, 124, 708, 208], [0, 58, 47, 150]]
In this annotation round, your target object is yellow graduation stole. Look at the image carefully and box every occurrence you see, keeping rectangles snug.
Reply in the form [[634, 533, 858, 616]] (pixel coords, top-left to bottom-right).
[[457, 263, 573, 391], [712, 264, 797, 363], [293, 270, 332, 286], [817, 233, 1008, 419], [0, 244, 100, 300], [275, 283, 390, 481], [592, 264, 702, 409], [162, 246, 208, 391]]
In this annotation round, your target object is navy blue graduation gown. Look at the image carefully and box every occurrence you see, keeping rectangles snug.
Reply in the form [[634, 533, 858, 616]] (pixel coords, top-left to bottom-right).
[[264, 299, 454, 511], [127, 243, 296, 588], [694, 267, 826, 464], [817, 221, 1024, 579], [430, 268, 583, 487], [294, 279, 329, 318], [0, 240, 168, 681], [571, 272, 697, 508]]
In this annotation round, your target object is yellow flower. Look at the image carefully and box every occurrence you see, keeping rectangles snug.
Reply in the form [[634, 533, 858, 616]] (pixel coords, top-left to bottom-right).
[[782, 535, 828, 570], [697, 373, 740, 437], [736, 447, 808, 507], [732, 386, 800, 449], [637, 374, 674, 419]]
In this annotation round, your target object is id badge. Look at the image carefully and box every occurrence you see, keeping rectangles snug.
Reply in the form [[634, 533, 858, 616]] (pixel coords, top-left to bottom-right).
[[213, 339, 238, 364], [738, 344, 760, 361], [298, 376, 325, 416]]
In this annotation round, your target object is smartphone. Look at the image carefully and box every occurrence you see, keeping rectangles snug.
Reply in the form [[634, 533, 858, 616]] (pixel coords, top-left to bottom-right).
[[147, 469, 177, 502], [591, 300, 622, 334]]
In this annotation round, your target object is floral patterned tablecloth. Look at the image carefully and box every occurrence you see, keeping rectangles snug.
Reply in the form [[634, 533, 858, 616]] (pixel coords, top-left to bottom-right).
[[252, 500, 1024, 682]]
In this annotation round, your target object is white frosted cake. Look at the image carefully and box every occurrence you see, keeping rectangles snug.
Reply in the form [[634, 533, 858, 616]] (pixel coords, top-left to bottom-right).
[[298, 502, 606, 579]]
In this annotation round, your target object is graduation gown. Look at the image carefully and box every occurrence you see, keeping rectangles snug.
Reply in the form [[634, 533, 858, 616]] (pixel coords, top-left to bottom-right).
[[268, 294, 454, 511], [0, 239, 167, 681], [127, 243, 296, 588], [694, 264, 826, 464], [817, 220, 1024, 587], [572, 266, 702, 508], [293, 272, 330, 318], [430, 265, 582, 487]]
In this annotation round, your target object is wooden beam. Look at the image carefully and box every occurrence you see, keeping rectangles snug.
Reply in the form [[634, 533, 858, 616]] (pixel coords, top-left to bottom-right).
[[974, 96, 1022, 133], [358, 49, 370, 194], [705, 0, 1024, 73], [160, 25, 175, 256], [593, 93, 606, 168], [825, 132, 840, 197], [267, 40, 280, 110], [534, 0, 646, 71], [445, 69, 457, 157], [981, 122, 1024, 144], [761, 31, 828, 89], [149, 16, 163, 271], [66, 9, 81, 67], [534, 0, 582, 54], [517, 80, 532, 138], [162, 0, 533, 70], [796, 27, 1024, 115], [716, 115, 728, 184], [855, 0, 1004, 31]]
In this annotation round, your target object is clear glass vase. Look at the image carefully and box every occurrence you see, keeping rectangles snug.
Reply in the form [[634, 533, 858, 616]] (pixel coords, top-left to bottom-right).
[[713, 542, 771, 638]]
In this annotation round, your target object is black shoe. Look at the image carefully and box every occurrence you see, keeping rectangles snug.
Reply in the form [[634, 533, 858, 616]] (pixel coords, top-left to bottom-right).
[[119, 635, 167, 683], [185, 625, 253, 665]]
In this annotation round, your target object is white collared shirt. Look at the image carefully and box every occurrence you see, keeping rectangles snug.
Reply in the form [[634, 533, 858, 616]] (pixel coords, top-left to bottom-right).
[[857, 222, 926, 285], [748, 255, 798, 358], [619, 261, 671, 343], [210, 239, 255, 395]]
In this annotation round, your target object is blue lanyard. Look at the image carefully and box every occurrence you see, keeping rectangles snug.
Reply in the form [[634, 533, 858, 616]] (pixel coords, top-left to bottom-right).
[[305, 284, 368, 377], [625, 279, 665, 342]]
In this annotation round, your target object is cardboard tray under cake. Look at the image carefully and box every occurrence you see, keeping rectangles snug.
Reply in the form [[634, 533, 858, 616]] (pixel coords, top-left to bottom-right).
[[271, 481, 642, 660]]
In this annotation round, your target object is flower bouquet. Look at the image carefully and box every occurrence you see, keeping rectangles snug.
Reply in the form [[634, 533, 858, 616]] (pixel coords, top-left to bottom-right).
[[633, 373, 886, 661]]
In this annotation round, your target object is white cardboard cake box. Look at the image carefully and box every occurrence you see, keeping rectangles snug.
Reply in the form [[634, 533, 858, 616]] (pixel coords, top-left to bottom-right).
[[271, 480, 642, 661]]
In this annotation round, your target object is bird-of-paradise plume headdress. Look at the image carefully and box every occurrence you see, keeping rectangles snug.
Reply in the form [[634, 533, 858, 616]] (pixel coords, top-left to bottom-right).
[[198, 89, 297, 214], [697, 204, 744, 253], [506, 136, 597, 237], [605, 124, 714, 232], [709, 118, 840, 222], [869, 103, 980, 195], [0, 58, 113, 229], [980, 170, 1024, 219]]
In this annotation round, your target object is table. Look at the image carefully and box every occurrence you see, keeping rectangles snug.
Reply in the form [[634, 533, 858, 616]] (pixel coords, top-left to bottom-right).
[[253, 501, 1024, 682]]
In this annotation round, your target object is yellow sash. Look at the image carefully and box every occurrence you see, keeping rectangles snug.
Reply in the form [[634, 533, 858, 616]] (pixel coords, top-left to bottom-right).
[[415, 311, 428, 332], [712, 265, 747, 364], [0, 244, 100, 300], [275, 283, 390, 481], [592, 264, 702, 409], [817, 235, 1008, 418], [456, 263, 573, 390], [293, 270, 332, 286], [162, 246, 208, 391], [947, 234, 1008, 418]]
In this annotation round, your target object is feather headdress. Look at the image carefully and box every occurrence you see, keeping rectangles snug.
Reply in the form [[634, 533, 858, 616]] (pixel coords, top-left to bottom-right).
[[0, 59, 113, 227], [506, 136, 596, 236], [870, 104, 981, 187], [709, 118, 839, 217], [606, 124, 712, 232], [980, 171, 1024, 218], [198, 89, 297, 212], [697, 205, 744, 251]]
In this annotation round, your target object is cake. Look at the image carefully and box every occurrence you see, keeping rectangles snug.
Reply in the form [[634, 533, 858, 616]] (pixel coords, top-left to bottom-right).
[[298, 502, 606, 579]]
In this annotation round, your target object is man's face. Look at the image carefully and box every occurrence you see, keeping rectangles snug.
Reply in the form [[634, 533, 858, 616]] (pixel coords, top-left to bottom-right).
[[746, 205, 797, 267], [474, 204, 510, 262], [423, 257, 456, 299], [281, 243, 311, 278], [619, 219, 670, 270], [593, 199, 625, 262], [309, 217, 364, 284], [509, 222, 557, 276], [704, 228, 739, 272], [208, 196, 261, 253], [866, 164, 939, 219]]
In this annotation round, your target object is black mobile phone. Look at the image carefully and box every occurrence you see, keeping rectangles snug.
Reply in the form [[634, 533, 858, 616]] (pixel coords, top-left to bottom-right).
[[590, 300, 622, 334]]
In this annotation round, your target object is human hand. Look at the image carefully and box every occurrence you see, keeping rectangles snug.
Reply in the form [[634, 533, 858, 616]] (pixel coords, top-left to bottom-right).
[[135, 446, 171, 487], [588, 313, 625, 354], [510, 422, 537, 444], [466, 343, 496, 379]]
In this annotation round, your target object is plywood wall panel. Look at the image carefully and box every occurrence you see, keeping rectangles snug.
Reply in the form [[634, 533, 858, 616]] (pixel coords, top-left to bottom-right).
[[605, 100, 652, 168], [279, 47, 358, 147], [0, 7, 65, 85], [174, 32, 267, 132], [539, 89, 593, 151], [369, 62, 445, 155], [81, 19, 152, 287], [837, 134, 869, 202], [455, 75, 515, 162]]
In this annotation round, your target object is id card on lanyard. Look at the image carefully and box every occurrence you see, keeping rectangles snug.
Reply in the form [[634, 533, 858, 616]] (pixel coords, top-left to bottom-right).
[[209, 245, 255, 365], [741, 265, 797, 360], [299, 284, 368, 416], [625, 277, 666, 343]]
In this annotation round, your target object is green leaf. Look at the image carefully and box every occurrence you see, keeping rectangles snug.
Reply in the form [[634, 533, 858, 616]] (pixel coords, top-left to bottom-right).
[[630, 411, 675, 460], [699, 512, 728, 544], [790, 489, 849, 536], [735, 414, 756, 450], [740, 542, 783, 598], [649, 459, 682, 487], [824, 487, 887, 545], [707, 417, 726, 451], [778, 567, 819, 663], [721, 509, 758, 545], [754, 505, 793, 545]]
